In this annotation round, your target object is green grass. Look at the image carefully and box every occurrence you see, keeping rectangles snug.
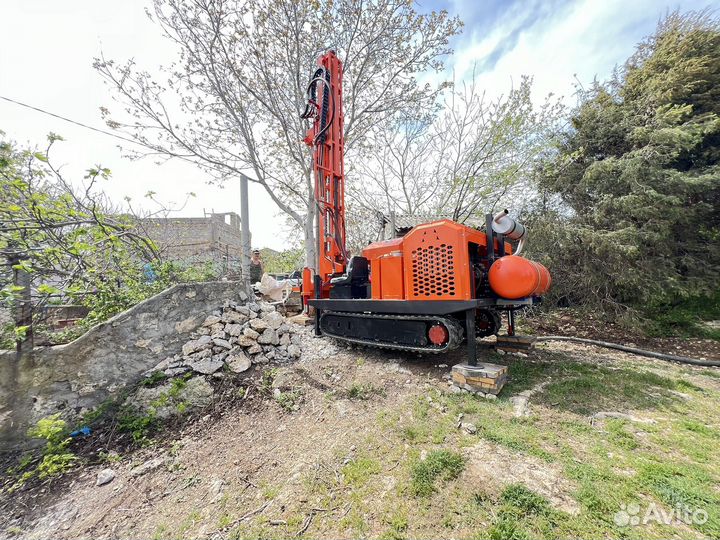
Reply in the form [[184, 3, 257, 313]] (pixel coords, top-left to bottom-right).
[[346, 382, 384, 400], [410, 450, 465, 497], [342, 456, 381, 487], [644, 289, 720, 340], [138, 344, 720, 540]]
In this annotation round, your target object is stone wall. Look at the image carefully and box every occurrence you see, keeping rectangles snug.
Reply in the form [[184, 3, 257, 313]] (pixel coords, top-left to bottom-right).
[[0, 281, 247, 452]]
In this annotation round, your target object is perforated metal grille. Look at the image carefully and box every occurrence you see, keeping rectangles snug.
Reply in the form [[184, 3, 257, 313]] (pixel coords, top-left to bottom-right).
[[411, 244, 456, 297]]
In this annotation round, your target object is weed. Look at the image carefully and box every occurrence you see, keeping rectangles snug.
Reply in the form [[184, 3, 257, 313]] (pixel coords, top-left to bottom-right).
[[141, 371, 167, 387], [261, 483, 280, 500], [118, 406, 157, 443], [81, 398, 115, 425], [168, 373, 192, 398], [260, 368, 278, 394], [342, 456, 381, 487], [274, 389, 302, 411], [98, 451, 122, 463], [476, 516, 531, 540], [380, 511, 409, 540], [500, 484, 550, 516], [410, 449, 465, 497], [346, 382, 383, 400], [18, 414, 77, 486]]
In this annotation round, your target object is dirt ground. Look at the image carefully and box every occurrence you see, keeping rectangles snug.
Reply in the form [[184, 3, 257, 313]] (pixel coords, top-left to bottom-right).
[[523, 308, 720, 361], [2, 325, 719, 540]]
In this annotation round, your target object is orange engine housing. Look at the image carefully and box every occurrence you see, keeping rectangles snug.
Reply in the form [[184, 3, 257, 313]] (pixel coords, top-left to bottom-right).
[[362, 219, 549, 301]]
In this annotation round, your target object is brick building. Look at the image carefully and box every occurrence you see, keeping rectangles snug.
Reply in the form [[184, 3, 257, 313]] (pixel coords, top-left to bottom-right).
[[140, 212, 244, 263]]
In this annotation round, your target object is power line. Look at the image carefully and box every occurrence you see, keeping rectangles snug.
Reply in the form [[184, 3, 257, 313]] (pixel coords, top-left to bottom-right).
[[0, 94, 144, 147], [0, 94, 242, 176]]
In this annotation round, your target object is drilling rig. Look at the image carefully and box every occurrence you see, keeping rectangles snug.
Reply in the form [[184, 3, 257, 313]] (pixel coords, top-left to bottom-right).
[[300, 51, 550, 367]]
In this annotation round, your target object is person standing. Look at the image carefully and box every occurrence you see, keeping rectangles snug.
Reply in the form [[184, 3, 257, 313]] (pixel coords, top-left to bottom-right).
[[249, 249, 264, 284]]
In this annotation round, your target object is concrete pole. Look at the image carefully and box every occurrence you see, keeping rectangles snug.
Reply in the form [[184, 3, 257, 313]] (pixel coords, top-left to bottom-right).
[[239, 173, 252, 290]]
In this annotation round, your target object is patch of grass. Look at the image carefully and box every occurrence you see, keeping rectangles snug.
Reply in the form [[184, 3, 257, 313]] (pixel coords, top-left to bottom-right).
[[606, 419, 639, 450], [487, 515, 530, 540], [117, 406, 157, 443], [261, 483, 280, 500], [410, 450, 465, 497], [644, 290, 720, 339], [346, 382, 384, 400], [274, 389, 302, 411], [479, 425, 555, 462], [536, 362, 692, 415], [680, 419, 719, 438], [500, 484, 551, 515], [342, 456, 381, 487], [141, 371, 167, 387], [380, 510, 409, 540]]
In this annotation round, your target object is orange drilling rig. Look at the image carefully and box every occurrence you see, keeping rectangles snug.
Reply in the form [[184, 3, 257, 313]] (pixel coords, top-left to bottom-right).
[[301, 51, 550, 365]]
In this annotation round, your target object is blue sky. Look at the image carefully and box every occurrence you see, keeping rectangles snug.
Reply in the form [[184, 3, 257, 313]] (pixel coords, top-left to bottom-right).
[[0, 0, 716, 249]]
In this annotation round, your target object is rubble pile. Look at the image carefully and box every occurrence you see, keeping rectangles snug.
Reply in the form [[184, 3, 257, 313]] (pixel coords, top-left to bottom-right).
[[145, 299, 303, 378]]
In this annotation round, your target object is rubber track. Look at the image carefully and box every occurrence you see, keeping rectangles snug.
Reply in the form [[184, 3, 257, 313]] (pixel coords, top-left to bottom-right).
[[320, 311, 464, 354]]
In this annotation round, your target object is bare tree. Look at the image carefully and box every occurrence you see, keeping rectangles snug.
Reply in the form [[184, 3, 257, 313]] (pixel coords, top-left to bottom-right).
[[348, 72, 565, 232], [94, 0, 461, 267]]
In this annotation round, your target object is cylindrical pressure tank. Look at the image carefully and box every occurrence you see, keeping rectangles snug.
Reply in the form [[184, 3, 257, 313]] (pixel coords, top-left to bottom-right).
[[492, 210, 527, 254], [492, 210, 527, 240], [488, 255, 551, 300]]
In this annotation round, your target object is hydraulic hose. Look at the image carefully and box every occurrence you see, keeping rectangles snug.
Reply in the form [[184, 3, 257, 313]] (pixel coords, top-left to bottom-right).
[[536, 335, 720, 367]]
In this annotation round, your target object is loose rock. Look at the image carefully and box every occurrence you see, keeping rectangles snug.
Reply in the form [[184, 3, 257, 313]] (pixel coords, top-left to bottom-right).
[[182, 335, 213, 356], [190, 358, 224, 375], [249, 318, 269, 331], [96, 469, 116, 486], [227, 352, 252, 373]]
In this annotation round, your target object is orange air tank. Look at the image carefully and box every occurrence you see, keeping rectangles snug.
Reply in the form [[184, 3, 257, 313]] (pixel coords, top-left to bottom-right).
[[488, 255, 551, 300]]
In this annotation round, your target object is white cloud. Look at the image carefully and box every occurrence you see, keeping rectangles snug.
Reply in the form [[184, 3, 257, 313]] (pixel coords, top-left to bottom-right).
[[450, 0, 711, 103]]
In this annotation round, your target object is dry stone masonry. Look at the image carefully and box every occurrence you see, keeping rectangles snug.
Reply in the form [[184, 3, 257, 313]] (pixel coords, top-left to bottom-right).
[[143, 299, 302, 379]]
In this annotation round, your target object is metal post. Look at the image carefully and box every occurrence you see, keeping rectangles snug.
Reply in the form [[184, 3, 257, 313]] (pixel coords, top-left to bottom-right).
[[314, 275, 322, 336], [239, 173, 251, 290], [507, 309, 515, 336], [485, 213, 495, 262], [465, 308, 477, 366]]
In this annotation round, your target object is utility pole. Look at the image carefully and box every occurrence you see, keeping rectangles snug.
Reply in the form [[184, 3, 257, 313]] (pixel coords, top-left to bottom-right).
[[239, 173, 252, 290]]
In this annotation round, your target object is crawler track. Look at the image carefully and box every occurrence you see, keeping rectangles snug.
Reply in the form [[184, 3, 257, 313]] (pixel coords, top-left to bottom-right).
[[319, 311, 464, 353]]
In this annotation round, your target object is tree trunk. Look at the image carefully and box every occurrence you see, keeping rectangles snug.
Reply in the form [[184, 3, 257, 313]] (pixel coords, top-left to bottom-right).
[[304, 201, 316, 270]]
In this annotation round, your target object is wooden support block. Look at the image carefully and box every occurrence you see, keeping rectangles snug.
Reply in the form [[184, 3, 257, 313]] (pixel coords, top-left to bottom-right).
[[495, 334, 537, 353], [451, 363, 508, 396]]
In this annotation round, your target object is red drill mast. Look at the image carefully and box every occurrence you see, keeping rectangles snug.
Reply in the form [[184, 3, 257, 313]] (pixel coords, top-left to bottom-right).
[[301, 51, 347, 299]]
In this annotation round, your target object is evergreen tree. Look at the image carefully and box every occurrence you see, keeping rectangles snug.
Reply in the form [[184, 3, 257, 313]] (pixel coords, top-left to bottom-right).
[[537, 10, 720, 312]]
